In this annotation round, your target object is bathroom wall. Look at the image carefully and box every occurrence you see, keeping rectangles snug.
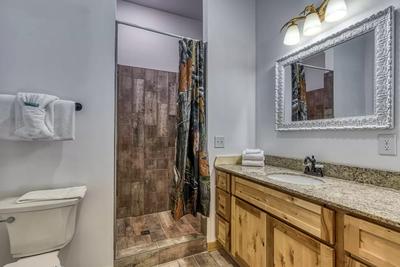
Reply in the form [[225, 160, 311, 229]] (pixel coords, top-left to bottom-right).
[[256, 0, 400, 171], [0, 0, 115, 266], [204, 0, 256, 242], [117, 0, 203, 73]]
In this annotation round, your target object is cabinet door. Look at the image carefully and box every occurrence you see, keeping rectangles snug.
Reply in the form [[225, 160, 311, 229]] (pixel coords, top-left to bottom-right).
[[216, 215, 230, 251], [344, 255, 370, 267], [231, 196, 267, 267], [216, 188, 231, 221], [272, 219, 335, 267], [344, 215, 400, 267]]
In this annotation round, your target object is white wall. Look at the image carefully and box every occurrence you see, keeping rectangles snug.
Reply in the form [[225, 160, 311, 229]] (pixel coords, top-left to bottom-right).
[[256, 0, 400, 171], [0, 0, 115, 266], [204, 0, 256, 242], [117, 0, 202, 72]]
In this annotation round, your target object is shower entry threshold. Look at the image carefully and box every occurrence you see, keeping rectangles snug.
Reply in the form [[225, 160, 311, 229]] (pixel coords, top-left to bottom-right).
[[115, 211, 207, 267]]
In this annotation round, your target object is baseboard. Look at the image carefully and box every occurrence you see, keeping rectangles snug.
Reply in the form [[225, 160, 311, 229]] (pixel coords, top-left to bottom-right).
[[207, 241, 220, 251]]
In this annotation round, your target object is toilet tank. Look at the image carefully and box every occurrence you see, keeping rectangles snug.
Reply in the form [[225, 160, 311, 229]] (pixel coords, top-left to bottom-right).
[[0, 197, 80, 258]]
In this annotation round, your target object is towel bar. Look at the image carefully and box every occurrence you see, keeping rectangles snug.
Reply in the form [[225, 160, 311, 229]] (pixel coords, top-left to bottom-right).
[[75, 103, 83, 111], [0, 217, 15, 224]]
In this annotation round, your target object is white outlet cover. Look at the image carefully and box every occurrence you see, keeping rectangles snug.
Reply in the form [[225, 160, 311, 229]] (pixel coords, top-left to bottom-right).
[[378, 134, 397, 156], [214, 136, 225, 148]]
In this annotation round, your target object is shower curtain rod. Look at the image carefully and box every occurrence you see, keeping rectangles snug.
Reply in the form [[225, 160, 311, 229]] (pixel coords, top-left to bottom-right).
[[116, 20, 201, 41], [297, 63, 333, 72]]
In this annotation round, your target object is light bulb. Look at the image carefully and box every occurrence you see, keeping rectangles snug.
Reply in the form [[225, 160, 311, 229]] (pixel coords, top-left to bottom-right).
[[325, 0, 347, 22], [303, 12, 322, 36], [284, 23, 300, 46]]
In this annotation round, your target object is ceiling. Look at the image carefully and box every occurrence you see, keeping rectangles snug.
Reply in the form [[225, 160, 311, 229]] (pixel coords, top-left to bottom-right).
[[125, 0, 203, 21]]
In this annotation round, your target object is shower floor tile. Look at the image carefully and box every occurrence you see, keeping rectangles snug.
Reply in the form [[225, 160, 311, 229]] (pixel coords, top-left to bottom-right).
[[116, 210, 205, 263]]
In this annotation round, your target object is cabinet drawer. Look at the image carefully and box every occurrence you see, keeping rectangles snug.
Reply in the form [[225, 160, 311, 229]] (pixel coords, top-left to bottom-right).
[[344, 255, 370, 267], [344, 215, 400, 267], [272, 218, 335, 267], [216, 188, 231, 221], [216, 170, 230, 192], [216, 215, 230, 251], [232, 176, 335, 244]]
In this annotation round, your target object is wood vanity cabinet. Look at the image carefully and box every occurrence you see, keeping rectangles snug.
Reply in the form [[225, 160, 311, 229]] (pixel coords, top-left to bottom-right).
[[215, 168, 400, 267], [231, 196, 267, 267]]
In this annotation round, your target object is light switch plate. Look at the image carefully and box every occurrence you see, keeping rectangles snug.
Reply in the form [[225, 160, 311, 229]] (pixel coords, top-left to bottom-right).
[[214, 136, 225, 148], [378, 134, 397, 156]]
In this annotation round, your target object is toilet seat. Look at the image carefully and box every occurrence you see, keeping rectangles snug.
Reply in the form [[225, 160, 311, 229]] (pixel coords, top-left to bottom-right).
[[3, 251, 61, 267]]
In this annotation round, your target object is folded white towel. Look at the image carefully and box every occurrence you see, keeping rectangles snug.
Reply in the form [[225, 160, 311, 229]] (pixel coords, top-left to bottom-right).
[[16, 186, 87, 203], [14, 93, 59, 139], [242, 160, 265, 167], [242, 151, 264, 161], [3, 251, 61, 267], [0, 94, 75, 141], [243, 149, 263, 155]]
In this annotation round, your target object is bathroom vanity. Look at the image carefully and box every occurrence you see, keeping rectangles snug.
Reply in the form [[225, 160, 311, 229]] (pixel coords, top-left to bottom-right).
[[214, 156, 400, 267]]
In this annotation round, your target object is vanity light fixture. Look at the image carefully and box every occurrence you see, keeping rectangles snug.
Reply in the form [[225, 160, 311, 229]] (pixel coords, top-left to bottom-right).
[[283, 22, 301, 46], [281, 0, 348, 45]]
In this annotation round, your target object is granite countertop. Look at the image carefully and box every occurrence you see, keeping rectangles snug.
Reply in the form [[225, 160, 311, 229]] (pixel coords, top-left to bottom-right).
[[216, 164, 400, 229]]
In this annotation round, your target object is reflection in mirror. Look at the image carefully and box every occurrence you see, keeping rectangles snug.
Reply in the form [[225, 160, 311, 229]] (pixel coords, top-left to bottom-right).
[[285, 30, 375, 122]]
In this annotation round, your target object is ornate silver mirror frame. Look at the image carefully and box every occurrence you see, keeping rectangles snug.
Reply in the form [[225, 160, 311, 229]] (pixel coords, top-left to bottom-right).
[[275, 6, 394, 131]]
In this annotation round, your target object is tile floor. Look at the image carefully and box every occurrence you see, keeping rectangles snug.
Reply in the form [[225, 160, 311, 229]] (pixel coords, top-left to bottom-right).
[[157, 250, 237, 267]]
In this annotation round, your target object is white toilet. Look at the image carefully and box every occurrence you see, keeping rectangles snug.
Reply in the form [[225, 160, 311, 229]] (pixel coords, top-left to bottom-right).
[[0, 196, 82, 267]]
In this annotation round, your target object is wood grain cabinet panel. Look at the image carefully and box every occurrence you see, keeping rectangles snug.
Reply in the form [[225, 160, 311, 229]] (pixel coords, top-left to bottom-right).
[[216, 170, 231, 193], [216, 215, 230, 251], [272, 219, 335, 267], [344, 215, 400, 267], [232, 176, 335, 244], [344, 255, 370, 267], [231, 196, 267, 267], [216, 189, 231, 221]]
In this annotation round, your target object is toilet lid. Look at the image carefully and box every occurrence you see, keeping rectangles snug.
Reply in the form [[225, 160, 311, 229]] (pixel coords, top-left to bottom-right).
[[4, 251, 61, 267]]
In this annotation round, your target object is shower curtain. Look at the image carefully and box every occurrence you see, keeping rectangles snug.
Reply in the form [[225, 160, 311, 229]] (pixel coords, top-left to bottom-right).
[[172, 39, 210, 220], [291, 63, 308, 121]]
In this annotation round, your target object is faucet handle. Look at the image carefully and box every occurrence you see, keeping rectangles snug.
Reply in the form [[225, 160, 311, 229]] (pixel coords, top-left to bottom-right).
[[315, 164, 324, 169]]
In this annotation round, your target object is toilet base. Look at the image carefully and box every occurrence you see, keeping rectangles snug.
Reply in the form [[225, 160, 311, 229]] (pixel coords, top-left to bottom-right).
[[3, 251, 61, 267]]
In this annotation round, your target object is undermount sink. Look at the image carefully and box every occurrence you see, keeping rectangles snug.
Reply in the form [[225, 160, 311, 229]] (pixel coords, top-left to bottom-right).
[[267, 174, 324, 185]]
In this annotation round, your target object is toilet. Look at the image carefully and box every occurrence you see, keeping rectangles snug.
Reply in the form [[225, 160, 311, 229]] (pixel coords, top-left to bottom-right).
[[0, 196, 82, 267]]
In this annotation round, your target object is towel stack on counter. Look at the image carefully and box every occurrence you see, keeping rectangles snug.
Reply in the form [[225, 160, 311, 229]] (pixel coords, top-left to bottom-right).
[[242, 149, 265, 167]]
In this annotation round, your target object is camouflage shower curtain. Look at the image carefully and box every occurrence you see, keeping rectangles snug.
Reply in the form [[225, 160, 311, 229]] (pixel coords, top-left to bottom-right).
[[172, 39, 210, 220], [291, 63, 308, 121]]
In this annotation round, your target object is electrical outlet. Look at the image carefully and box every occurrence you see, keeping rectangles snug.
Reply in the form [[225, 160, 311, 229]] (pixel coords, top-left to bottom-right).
[[378, 134, 397, 156], [214, 136, 225, 148]]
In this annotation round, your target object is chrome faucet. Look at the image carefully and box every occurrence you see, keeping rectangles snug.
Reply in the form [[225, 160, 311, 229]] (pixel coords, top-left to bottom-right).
[[304, 155, 324, 177]]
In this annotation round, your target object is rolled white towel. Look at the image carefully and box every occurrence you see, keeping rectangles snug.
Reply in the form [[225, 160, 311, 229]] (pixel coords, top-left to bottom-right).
[[242, 151, 264, 161], [16, 186, 87, 203], [243, 149, 263, 155], [242, 160, 265, 167], [14, 93, 59, 139]]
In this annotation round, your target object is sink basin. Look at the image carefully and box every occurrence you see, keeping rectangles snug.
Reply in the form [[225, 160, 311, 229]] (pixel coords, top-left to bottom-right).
[[267, 174, 324, 185]]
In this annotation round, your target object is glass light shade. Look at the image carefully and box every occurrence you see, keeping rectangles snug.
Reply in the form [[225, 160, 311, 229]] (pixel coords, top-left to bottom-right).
[[303, 12, 322, 36], [284, 24, 300, 46], [325, 0, 347, 22]]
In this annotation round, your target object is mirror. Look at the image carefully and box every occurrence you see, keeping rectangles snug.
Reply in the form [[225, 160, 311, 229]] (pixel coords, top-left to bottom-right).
[[276, 7, 394, 131], [285, 31, 374, 122]]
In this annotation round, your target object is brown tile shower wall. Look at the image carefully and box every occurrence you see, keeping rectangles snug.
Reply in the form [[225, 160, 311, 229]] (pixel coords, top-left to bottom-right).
[[117, 65, 177, 219]]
